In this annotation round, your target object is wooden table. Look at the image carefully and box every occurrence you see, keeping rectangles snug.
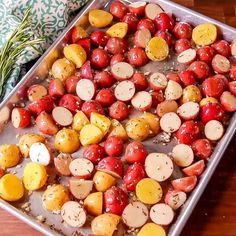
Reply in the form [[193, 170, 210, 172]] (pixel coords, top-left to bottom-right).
[[0, 0, 236, 235]]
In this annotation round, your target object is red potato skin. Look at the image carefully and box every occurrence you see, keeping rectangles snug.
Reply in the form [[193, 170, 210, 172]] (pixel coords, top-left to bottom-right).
[[94, 71, 115, 88], [110, 1, 128, 19], [12, 108, 31, 128], [220, 91, 236, 112], [90, 31, 110, 47], [137, 19, 156, 35], [110, 54, 126, 66], [213, 74, 228, 89], [97, 156, 123, 178], [71, 25, 87, 44], [95, 89, 116, 107], [174, 39, 191, 54], [123, 163, 146, 191], [104, 186, 128, 215], [77, 38, 91, 55], [81, 100, 104, 118], [28, 95, 54, 115], [80, 61, 93, 80], [172, 176, 197, 193], [122, 13, 139, 33], [191, 139, 212, 160], [154, 12, 174, 31], [36, 111, 58, 135], [173, 22, 192, 39], [230, 65, 236, 81], [179, 70, 196, 86], [48, 79, 65, 97], [164, 190, 185, 207], [0, 167, 5, 178], [183, 160, 205, 176], [200, 103, 225, 124], [17, 86, 28, 100], [151, 90, 164, 107], [109, 101, 129, 121], [229, 81, 236, 96], [104, 136, 124, 157], [128, 3, 146, 15], [166, 72, 181, 84], [130, 73, 148, 91], [27, 85, 47, 102], [125, 141, 148, 164], [196, 46, 215, 64], [59, 94, 82, 113], [212, 40, 231, 57], [90, 48, 110, 69], [65, 76, 80, 94], [83, 144, 105, 164], [188, 61, 210, 80], [106, 37, 128, 55], [176, 121, 200, 145], [155, 30, 173, 46], [128, 48, 148, 67]]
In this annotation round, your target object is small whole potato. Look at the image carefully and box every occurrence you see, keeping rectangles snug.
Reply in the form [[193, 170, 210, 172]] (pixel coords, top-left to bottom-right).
[[84, 192, 103, 216], [156, 100, 178, 117], [181, 85, 202, 104], [54, 129, 80, 154]]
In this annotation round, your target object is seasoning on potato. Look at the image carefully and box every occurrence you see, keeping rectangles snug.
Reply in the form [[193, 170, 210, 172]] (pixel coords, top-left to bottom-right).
[[107, 22, 128, 38], [89, 9, 113, 28]]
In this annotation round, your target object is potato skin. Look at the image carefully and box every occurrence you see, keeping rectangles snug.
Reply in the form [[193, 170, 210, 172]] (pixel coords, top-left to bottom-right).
[[141, 112, 160, 136], [93, 171, 116, 192], [89, 9, 113, 28], [72, 111, 89, 132], [84, 192, 103, 216], [181, 85, 202, 104]]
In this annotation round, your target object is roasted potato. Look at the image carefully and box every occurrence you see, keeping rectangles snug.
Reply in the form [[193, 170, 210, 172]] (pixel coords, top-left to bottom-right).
[[107, 22, 128, 38], [84, 192, 103, 216], [90, 112, 111, 135], [181, 85, 202, 104], [89, 9, 113, 28], [141, 112, 160, 136], [108, 119, 128, 140], [93, 171, 116, 192], [80, 124, 103, 146], [72, 111, 90, 132]]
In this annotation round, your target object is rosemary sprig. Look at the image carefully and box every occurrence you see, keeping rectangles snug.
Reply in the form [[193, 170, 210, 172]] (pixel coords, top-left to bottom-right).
[[0, 7, 45, 99]]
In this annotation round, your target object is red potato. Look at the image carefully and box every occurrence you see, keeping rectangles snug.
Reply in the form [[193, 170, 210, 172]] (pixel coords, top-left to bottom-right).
[[125, 141, 148, 164], [106, 37, 128, 55], [231, 40, 236, 58], [122, 13, 139, 33], [109, 101, 129, 121], [230, 64, 236, 80], [166, 72, 181, 84], [29, 142, 52, 166], [145, 153, 174, 182], [114, 80, 135, 102], [201, 103, 224, 124], [165, 190, 187, 210], [176, 121, 200, 145], [83, 144, 105, 164], [94, 71, 115, 88], [172, 176, 197, 193], [177, 49, 196, 65], [122, 202, 148, 228], [76, 79, 96, 101], [27, 84, 48, 102], [160, 112, 181, 133], [137, 19, 156, 35], [212, 40, 231, 57], [110, 1, 128, 19], [69, 178, 93, 200], [111, 62, 134, 81], [179, 70, 196, 86], [183, 160, 205, 176], [59, 94, 82, 113], [188, 61, 210, 80], [173, 22, 192, 39], [165, 80, 183, 100], [110, 54, 126, 66], [80, 61, 93, 80], [149, 72, 167, 90], [69, 158, 94, 179], [212, 54, 231, 74], [154, 12, 174, 31], [104, 186, 128, 215], [48, 79, 65, 97], [77, 38, 91, 55], [229, 81, 236, 95], [11, 108, 31, 128], [150, 203, 174, 226], [172, 144, 194, 167], [65, 76, 80, 94], [123, 163, 146, 191], [145, 3, 163, 20], [204, 120, 224, 141], [128, 1, 146, 15], [35, 111, 58, 135], [0, 167, 5, 178], [61, 201, 86, 227], [71, 25, 88, 43], [191, 139, 212, 160], [220, 91, 236, 112], [81, 100, 104, 118], [151, 90, 164, 107], [130, 73, 148, 91], [196, 46, 215, 64], [104, 136, 124, 157], [95, 89, 116, 107], [177, 102, 200, 120], [97, 156, 123, 178], [28, 95, 54, 115], [134, 29, 152, 48], [90, 48, 110, 69], [52, 106, 73, 126], [131, 91, 152, 111], [155, 30, 173, 47], [213, 74, 228, 89], [54, 153, 72, 176], [156, 100, 178, 117], [16, 86, 28, 100], [174, 39, 191, 54], [128, 48, 148, 67], [90, 31, 110, 47]]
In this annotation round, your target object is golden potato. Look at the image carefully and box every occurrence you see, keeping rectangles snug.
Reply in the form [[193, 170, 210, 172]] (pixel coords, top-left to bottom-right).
[[156, 100, 179, 117], [107, 22, 128, 38], [108, 119, 128, 141], [181, 85, 202, 104], [138, 223, 166, 236], [141, 112, 160, 136], [200, 97, 218, 107], [90, 112, 111, 135], [72, 111, 90, 132], [54, 129, 80, 154], [84, 192, 103, 216], [80, 124, 103, 146], [89, 9, 113, 28], [93, 171, 116, 192]]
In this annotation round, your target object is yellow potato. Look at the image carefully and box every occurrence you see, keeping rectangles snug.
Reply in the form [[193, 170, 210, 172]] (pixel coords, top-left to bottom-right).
[[125, 118, 150, 141], [141, 112, 160, 136], [51, 58, 76, 82], [84, 192, 103, 216], [64, 44, 87, 68], [108, 119, 128, 140], [54, 129, 80, 153], [19, 133, 45, 158], [42, 184, 69, 212], [138, 223, 166, 236], [23, 162, 47, 190], [0, 144, 21, 169], [93, 171, 116, 192], [136, 178, 163, 204], [89, 9, 113, 28], [145, 37, 169, 61], [0, 174, 24, 201], [107, 22, 128, 38], [90, 112, 111, 135], [80, 124, 103, 146], [156, 100, 179, 117], [200, 97, 218, 107], [192, 23, 217, 46], [91, 213, 120, 236], [181, 85, 202, 104], [73, 25, 88, 40], [72, 111, 90, 132]]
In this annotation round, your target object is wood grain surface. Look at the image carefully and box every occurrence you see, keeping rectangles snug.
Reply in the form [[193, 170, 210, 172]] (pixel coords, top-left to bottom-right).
[[0, 0, 236, 235]]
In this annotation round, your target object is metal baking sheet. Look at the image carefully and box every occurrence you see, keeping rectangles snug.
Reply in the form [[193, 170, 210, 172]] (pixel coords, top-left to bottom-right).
[[0, 0, 235, 236]]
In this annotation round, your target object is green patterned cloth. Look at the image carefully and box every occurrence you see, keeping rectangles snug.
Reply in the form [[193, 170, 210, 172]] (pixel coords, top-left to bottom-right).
[[0, 0, 88, 98]]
